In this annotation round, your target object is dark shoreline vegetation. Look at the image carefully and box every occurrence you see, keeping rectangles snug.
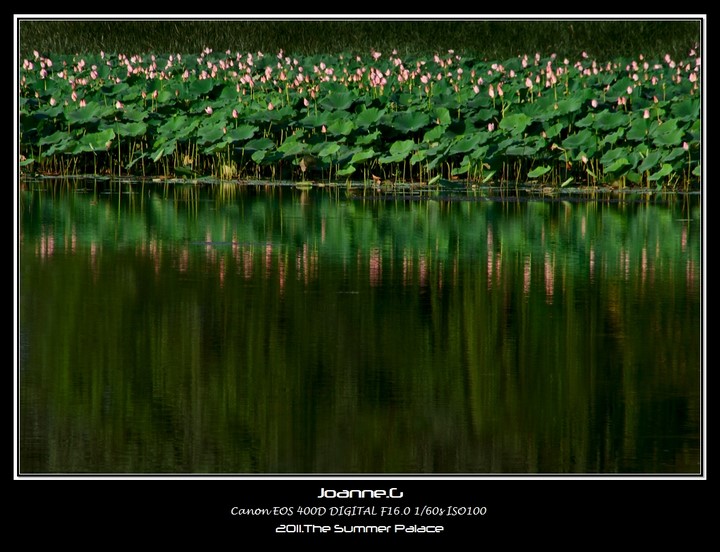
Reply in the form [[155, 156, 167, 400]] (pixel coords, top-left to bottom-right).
[[18, 19, 702, 190]]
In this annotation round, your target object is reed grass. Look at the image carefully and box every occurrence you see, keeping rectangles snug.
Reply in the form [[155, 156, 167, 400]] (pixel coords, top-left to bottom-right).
[[18, 18, 701, 61]]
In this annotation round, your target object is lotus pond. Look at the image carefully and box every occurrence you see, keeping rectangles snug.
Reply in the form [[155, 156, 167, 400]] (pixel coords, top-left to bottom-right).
[[19, 47, 701, 190], [18, 178, 701, 474]]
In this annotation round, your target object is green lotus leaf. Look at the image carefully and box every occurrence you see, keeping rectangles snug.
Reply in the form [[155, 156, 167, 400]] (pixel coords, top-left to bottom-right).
[[625, 171, 642, 184], [115, 121, 147, 138], [662, 147, 686, 163], [101, 82, 131, 99], [196, 125, 225, 145], [350, 149, 376, 164], [326, 118, 355, 136], [505, 145, 539, 157], [34, 105, 64, 120], [392, 111, 430, 133], [226, 124, 257, 142], [638, 150, 662, 173], [468, 145, 489, 161], [317, 142, 341, 159], [648, 163, 673, 181], [499, 113, 532, 134], [600, 147, 630, 166], [336, 164, 356, 176], [527, 165, 552, 178], [38, 130, 68, 147], [562, 129, 596, 150], [299, 112, 331, 128], [245, 137, 275, 152], [604, 157, 630, 173], [542, 122, 565, 139], [277, 136, 307, 156], [555, 96, 584, 115], [626, 117, 649, 141], [605, 76, 635, 101], [652, 127, 684, 148], [121, 107, 148, 123], [319, 90, 355, 111], [433, 107, 452, 126], [574, 113, 596, 128], [410, 150, 428, 164], [689, 119, 701, 141], [671, 98, 700, 122], [355, 107, 385, 128], [150, 138, 176, 162], [593, 110, 628, 131], [157, 87, 179, 104], [473, 108, 498, 123], [355, 131, 380, 145], [79, 128, 116, 152], [67, 104, 104, 125], [188, 78, 216, 98], [448, 133, 484, 155], [423, 125, 445, 142], [389, 139, 416, 157], [251, 150, 266, 164], [158, 115, 192, 135], [599, 128, 625, 147]]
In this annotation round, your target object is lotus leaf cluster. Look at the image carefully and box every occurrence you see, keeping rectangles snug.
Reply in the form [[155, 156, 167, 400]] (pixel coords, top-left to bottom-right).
[[19, 47, 701, 189]]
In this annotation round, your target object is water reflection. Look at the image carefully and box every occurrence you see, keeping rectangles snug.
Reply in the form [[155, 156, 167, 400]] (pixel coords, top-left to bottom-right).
[[19, 183, 702, 474]]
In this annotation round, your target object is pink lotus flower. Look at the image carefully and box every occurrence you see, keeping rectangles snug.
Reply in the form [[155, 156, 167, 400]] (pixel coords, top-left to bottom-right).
[[268, 102, 274, 111], [205, 106, 213, 115], [643, 109, 650, 119], [115, 100, 124, 109]]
